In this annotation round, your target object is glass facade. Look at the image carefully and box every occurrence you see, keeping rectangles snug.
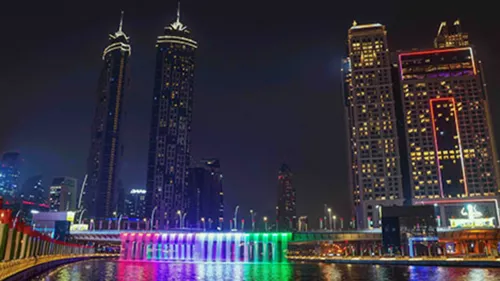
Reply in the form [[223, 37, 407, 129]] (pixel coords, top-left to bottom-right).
[[146, 9, 197, 229], [85, 13, 131, 218]]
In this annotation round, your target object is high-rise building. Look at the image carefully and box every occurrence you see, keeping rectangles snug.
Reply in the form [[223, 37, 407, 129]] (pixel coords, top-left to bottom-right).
[[125, 189, 147, 219], [85, 12, 131, 218], [21, 175, 45, 204], [187, 159, 224, 230], [434, 20, 469, 49], [0, 152, 21, 199], [276, 164, 296, 231], [49, 177, 77, 212], [398, 23, 500, 227], [343, 22, 404, 229], [146, 5, 197, 229]]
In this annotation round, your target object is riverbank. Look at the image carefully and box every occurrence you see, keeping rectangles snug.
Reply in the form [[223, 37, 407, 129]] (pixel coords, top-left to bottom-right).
[[288, 255, 500, 267], [0, 254, 118, 281]]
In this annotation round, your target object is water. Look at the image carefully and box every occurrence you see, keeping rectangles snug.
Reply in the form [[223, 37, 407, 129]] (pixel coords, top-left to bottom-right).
[[30, 259, 500, 281]]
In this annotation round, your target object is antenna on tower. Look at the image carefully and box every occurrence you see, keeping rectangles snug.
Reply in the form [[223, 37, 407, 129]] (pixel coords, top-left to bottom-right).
[[176, 1, 181, 23], [119, 11, 124, 32]]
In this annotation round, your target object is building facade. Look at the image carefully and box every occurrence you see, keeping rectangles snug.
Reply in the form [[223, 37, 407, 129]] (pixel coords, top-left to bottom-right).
[[343, 22, 404, 229], [187, 159, 224, 230], [0, 152, 21, 199], [85, 12, 131, 218], [276, 164, 296, 231], [21, 175, 45, 205], [146, 6, 197, 229], [434, 20, 469, 49], [125, 189, 147, 219], [49, 177, 77, 212], [397, 22, 500, 227]]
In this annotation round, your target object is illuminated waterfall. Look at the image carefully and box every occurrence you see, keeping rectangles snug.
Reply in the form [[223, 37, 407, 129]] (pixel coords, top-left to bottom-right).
[[120, 232, 291, 263]]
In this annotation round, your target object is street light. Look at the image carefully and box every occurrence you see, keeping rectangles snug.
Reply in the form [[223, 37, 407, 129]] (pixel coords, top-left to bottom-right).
[[150, 206, 158, 230], [333, 215, 337, 231], [250, 210, 256, 232], [233, 205, 239, 231], [263, 216, 268, 231], [177, 210, 182, 228], [327, 208, 332, 230], [78, 209, 87, 224], [201, 217, 206, 231], [182, 212, 187, 228]]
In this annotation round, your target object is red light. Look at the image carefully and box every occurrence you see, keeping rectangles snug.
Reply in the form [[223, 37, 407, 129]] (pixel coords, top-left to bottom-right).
[[22, 201, 35, 205]]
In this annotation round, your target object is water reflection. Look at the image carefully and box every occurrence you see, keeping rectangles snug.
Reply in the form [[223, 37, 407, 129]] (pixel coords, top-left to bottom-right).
[[31, 259, 500, 281]]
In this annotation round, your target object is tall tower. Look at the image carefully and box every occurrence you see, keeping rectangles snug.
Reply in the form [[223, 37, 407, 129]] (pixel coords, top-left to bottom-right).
[[276, 164, 296, 231], [343, 22, 404, 229], [0, 152, 21, 199], [398, 22, 500, 227], [434, 20, 469, 48], [85, 12, 131, 218], [146, 4, 197, 229]]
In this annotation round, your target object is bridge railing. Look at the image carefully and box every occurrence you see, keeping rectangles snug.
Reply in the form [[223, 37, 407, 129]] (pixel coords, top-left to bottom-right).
[[0, 209, 94, 264]]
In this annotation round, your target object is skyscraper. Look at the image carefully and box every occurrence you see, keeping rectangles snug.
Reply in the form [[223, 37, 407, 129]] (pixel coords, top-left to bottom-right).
[[125, 189, 147, 219], [85, 12, 131, 218], [0, 152, 21, 199], [187, 159, 224, 230], [146, 5, 197, 229], [276, 164, 296, 231], [49, 177, 77, 212], [343, 22, 404, 229], [434, 20, 469, 49], [21, 175, 45, 204], [397, 22, 500, 227]]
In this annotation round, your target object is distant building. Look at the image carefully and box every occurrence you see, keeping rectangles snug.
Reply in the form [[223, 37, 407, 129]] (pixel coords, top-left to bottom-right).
[[276, 164, 296, 231], [343, 22, 404, 229], [187, 159, 223, 230], [0, 152, 21, 199], [85, 12, 130, 219], [434, 20, 469, 48], [49, 177, 77, 212], [146, 5, 198, 229], [125, 189, 147, 219], [22, 175, 45, 205]]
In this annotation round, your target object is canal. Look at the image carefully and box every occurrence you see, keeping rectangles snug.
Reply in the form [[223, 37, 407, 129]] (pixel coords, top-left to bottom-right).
[[29, 258, 500, 281]]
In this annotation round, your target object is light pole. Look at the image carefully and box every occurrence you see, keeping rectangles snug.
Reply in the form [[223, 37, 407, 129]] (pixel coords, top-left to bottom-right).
[[201, 217, 206, 231], [333, 215, 337, 231], [90, 219, 95, 231], [78, 209, 86, 224], [250, 210, 256, 232], [182, 212, 187, 228], [233, 205, 239, 231], [117, 214, 123, 230], [263, 216, 268, 231], [327, 208, 332, 230], [77, 174, 88, 210], [150, 206, 158, 230], [177, 210, 182, 228]]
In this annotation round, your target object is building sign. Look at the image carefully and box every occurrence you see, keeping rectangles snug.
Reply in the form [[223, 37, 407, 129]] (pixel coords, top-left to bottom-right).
[[70, 224, 89, 231], [66, 211, 75, 223], [449, 204, 495, 228]]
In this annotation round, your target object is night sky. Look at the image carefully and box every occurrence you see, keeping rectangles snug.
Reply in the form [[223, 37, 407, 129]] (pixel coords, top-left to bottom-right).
[[1, 1, 499, 225]]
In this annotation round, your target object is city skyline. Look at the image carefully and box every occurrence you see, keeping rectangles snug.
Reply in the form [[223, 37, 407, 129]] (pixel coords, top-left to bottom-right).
[[1, 1, 500, 224]]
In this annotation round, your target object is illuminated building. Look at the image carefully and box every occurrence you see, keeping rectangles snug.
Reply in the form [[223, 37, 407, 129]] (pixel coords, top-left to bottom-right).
[[21, 175, 45, 205], [276, 164, 296, 231], [49, 177, 77, 212], [398, 24, 500, 227], [146, 4, 197, 229], [85, 12, 131, 218], [0, 152, 21, 199], [187, 159, 224, 230], [434, 20, 469, 48], [343, 22, 404, 229], [125, 189, 147, 219]]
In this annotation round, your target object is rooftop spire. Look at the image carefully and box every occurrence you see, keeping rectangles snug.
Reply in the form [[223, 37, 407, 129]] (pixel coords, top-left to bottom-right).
[[176, 1, 181, 23], [119, 11, 124, 33]]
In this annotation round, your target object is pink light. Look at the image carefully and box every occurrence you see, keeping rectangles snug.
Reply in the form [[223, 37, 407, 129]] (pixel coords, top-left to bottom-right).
[[38, 203, 49, 208], [22, 201, 35, 205], [429, 97, 469, 197], [398, 47, 477, 80]]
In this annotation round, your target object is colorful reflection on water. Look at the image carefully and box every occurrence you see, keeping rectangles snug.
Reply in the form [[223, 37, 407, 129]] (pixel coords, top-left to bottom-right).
[[31, 259, 500, 281]]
